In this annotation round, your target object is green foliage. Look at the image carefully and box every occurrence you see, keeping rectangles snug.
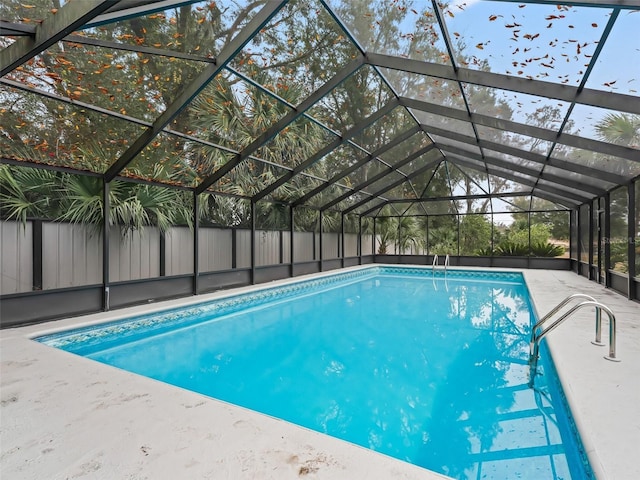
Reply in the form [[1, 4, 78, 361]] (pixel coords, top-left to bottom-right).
[[594, 113, 640, 148], [530, 242, 565, 257], [374, 216, 424, 254], [459, 215, 491, 255], [0, 165, 193, 234], [505, 223, 551, 246], [495, 242, 529, 256]]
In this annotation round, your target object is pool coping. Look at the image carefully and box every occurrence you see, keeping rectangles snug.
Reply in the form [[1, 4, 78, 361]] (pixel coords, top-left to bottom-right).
[[1, 265, 639, 479]]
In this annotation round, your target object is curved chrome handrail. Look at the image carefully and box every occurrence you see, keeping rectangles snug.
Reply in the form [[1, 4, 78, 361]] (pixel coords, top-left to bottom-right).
[[529, 293, 597, 350], [432, 254, 438, 271], [444, 254, 450, 271], [530, 300, 620, 366]]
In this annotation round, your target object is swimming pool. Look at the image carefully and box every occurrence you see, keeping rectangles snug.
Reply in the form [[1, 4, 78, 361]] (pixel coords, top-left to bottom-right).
[[37, 266, 593, 479]]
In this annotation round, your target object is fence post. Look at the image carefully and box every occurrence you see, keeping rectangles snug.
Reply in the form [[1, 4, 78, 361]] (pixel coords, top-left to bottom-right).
[[250, 200, 256, 284], [628, 182, 636, 300], [341, 214, 345, 268], [193, 191, 199, 295], [358, 215, 362, 265], [290, 207, 295, 278], [604, 192, 611, 287], [373, 217, 377, 260], [32, 219, 43, 290], [319, 210, 323, 272], [102, 181, 110, 311], [229, 227, 236, 269], [159, 231, 166, 276]]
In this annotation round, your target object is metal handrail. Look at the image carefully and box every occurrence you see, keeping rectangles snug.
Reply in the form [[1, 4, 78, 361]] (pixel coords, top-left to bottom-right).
[[432, 254, 450, 272], [529, 300, 620, 382], [529, 293, 602, 354]]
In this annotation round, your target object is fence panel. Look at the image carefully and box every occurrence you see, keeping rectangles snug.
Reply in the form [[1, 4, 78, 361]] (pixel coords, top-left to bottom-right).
[[282, 231, 291, 264], [344, 233, 358, 257], [199, 228, 233, 272], [236, 229, 251, 268], [322, 233, 339, 259], [361, 234, 373, 255], [164, 226, 193, 276], [255, 230, 281, 266], [42, 222, 102, 289], [109, 226, 160, 282], [0, 221, 33, 294], [294, 232, 314, 262]]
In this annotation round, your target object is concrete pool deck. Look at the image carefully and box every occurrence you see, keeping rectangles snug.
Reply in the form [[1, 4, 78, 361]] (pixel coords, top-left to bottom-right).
[[1, 267, 638, 480]]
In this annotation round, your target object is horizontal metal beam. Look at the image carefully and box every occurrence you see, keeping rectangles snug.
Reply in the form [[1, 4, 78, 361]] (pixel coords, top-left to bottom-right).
[[194, 56, 365, 196], [385, 191, 530, 203], [342, 155, 442, 215], [442, 146, 603, 196], [104, 0, 286, 182], [291, 125, 423, 206], [86, 0, 201, 28], [459, 161, 581, 208], [403, 97, 640, 163], [1, 78, 358, 194], [420, 123, 629, 185], [248, 98, 398, 201], [370, 53, 640, 115], [0, 156, 102, 178], [0, 21, 36, 36], [1, 0, 118, 77], [320, 144, 436, 210], [449, 156, 586, 205]]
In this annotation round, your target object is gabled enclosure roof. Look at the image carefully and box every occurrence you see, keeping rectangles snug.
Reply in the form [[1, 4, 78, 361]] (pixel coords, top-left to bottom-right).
[[1, 0, 639, 218]]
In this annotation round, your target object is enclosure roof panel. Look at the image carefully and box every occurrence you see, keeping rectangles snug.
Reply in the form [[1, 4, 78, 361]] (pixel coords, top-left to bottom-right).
[[1, 0, 638, 217]]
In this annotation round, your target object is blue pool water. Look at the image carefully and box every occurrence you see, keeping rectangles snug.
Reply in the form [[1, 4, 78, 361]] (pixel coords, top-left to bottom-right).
[[38, 267, 593, 479]]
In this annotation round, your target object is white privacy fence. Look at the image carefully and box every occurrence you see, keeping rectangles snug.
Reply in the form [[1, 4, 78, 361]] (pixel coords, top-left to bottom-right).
[[1, 220, 374, 295]]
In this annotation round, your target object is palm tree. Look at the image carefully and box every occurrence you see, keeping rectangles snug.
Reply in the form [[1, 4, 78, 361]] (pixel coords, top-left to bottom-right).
[[0, 164, 193, 234], [595, 113, 640, 148]]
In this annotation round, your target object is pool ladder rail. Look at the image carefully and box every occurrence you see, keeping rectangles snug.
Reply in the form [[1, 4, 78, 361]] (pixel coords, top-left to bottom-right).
[[529, 293, 620, 383], [432, 254, 450, 272]]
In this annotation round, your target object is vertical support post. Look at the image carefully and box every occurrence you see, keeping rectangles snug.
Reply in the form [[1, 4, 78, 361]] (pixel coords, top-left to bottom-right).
[[358, 215, 362, 265], [426, 216, 430, 260], [527, 211, 531, 269], [341, 213, 345, 268], [231, 228, 237, 269], [373, 217, 377, 261], [569, 209, 573, 269], [279, 229, 284, 265], [628, 182, 636, 300], [159, 231, 166, 276], [588, 202, 594, 280], [319, 210, 323, 272], [577, 205, 583, 275], [250, 200, 256, 284], [397, 219, 401, 256], [102, 180, 110, 311], [490, 212, 494, 267], [32, 219, 43, 290], [290, 206, 295, 277], [312, 225, 316, 260], [193, 191, 199, 295], [456, 214, 460, 257], [604, 192, 611, 287]]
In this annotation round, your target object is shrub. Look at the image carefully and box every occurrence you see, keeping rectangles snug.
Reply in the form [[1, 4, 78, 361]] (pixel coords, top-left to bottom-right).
[[495, 241, 529, 256], [530, 242, 565, 257]]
